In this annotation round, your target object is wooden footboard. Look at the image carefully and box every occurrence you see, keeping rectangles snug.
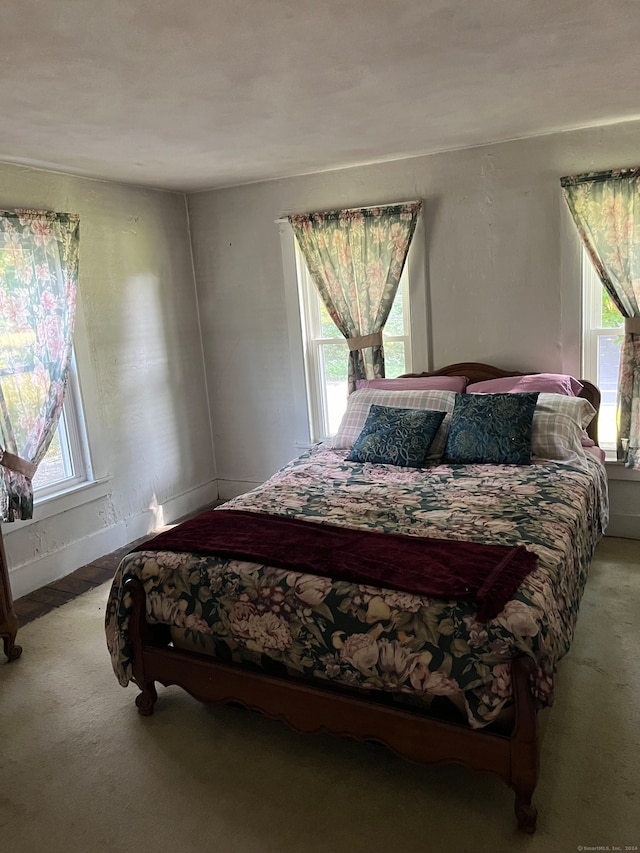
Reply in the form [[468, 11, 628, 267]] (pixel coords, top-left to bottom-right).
[[125, 577, 539, 833]]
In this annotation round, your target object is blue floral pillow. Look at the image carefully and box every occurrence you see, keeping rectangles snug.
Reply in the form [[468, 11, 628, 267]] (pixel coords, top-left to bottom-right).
[[445, 393, 539, 464], [346, 405, 446, 467]]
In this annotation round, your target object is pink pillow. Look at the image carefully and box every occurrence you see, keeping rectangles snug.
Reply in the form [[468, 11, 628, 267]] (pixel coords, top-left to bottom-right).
[[584, 444, 606, 464], [356, 376, 468, 393], [467, 373, 583, 396]]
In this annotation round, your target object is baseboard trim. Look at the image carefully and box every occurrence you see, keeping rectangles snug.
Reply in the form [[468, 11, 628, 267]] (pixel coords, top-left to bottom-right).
[[605, 514, 640, 540], [120, 481, 220, 543], [7, 480, 219, 599]]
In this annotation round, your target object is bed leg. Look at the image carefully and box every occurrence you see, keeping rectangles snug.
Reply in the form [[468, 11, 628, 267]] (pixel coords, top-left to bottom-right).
[[135, 682, 158, 716], [514, 793, 537, 834], [124, 577, 159, 716], [2, 630, 23, 662], [511, 655, 539, 834]]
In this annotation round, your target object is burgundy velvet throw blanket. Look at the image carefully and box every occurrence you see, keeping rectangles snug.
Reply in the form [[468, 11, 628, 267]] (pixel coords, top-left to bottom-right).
[[135, 510, 538, 622]]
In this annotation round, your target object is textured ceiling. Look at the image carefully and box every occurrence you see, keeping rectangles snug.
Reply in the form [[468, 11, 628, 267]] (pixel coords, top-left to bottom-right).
[[1, 0, 639, 192]]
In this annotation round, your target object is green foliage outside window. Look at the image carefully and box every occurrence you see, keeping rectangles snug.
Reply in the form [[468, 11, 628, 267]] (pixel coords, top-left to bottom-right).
[[602, 289, 624, 329], [319, 286, 407, 381]]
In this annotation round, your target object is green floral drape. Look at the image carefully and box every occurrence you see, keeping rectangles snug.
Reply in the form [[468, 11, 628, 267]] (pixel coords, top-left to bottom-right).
[[561, 169, 640, 469], [0, 210, 80, 520], [289, 202, 422, 393]]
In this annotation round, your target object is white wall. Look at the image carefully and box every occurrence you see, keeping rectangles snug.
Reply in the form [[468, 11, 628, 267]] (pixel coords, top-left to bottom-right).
[[188, 120, 640, 534], [1, 163, 217, 597]]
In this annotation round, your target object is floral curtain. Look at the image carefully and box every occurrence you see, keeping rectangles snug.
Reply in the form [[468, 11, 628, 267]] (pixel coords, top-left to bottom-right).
[[561, 169, 640, 469], [289, 202, 422, 393], [0, 210, 80, 520]]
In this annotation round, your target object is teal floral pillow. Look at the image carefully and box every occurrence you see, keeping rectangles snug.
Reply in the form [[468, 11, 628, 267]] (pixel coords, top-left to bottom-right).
[[445, 393, 539, 464], [346, 405, 446, 467]]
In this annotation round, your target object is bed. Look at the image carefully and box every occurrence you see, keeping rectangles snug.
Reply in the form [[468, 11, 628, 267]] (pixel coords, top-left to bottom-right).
[[105, 362, 608, 833]]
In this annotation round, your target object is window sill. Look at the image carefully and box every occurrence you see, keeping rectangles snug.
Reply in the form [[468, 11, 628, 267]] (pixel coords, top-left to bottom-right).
[[2, 476, 112, 534]]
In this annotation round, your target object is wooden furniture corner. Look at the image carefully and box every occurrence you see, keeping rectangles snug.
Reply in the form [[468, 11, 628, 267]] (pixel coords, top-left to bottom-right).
[[0, 526, 22, 662]]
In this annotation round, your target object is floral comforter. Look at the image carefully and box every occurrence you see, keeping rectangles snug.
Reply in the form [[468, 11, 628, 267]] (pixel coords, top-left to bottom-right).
[[105, 446, 608, 728]]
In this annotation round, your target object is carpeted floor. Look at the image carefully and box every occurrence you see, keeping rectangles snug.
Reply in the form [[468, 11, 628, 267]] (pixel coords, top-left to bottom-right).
[[1, 537, 638, 853]]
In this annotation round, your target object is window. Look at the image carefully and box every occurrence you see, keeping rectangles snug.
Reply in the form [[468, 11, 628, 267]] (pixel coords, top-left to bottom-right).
[[0, 345, 91, 502], [295, 242, 413, 442], [0, 211, 92, 505], [30, 356, 91, 499], [582, 247, 624, 451]]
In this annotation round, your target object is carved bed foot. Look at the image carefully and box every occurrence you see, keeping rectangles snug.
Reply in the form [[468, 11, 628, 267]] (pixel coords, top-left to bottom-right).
[[135, 682, 158, 716], [514, 793, 538, 833], [2, 631, 22, 661], [510, 655, 539, 833]]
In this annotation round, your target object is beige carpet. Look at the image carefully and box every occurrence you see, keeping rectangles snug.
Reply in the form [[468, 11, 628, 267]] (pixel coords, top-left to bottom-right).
[[1, 537, 638, 853]]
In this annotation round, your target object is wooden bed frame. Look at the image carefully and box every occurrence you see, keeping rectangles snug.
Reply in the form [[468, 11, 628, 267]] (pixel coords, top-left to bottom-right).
[[123, 362, 601, 835]]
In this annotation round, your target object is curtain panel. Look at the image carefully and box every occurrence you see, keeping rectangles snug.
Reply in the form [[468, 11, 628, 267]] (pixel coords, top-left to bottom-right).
[[561, 169, 640, 469], [0, 209, 80, 520], [289, 202, 422, 393]]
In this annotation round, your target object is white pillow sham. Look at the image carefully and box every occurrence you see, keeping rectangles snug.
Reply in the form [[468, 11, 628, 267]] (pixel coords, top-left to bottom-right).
[[531, 393, 597, 462]]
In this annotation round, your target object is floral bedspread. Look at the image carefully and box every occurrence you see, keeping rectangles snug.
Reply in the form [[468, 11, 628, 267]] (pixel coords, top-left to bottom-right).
[[105, 447, 608, 728]]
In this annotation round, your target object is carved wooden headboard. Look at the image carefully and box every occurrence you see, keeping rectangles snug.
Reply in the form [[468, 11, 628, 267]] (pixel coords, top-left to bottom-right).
[[402, 362, 601, 444]]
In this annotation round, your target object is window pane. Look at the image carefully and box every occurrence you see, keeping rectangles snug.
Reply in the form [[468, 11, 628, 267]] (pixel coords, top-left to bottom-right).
[[385, 285, 404, 336], [319, 298, 341, 338], [383, 339, 407, 378], [319, 343, 348, 435], [597, 334, 622, 447], [1, 362, 78, 492], [602, 289, 624, 329], [32, 424, 70, 490], [0, 368, 38, 453]]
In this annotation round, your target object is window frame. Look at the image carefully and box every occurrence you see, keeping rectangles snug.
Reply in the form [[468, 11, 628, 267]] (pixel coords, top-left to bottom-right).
[[0, 281, 113, 541], [280, 215, 427, 447], [31, 350, 93, 501], [0, 229, 95, 506], [581, 247, 624, 453], [294, 243, 414, 442]]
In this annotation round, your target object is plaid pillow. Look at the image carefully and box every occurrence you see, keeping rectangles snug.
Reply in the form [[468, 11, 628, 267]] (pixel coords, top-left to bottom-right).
[[330, 388, 458, 459], [532, 394, 596, 461]]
